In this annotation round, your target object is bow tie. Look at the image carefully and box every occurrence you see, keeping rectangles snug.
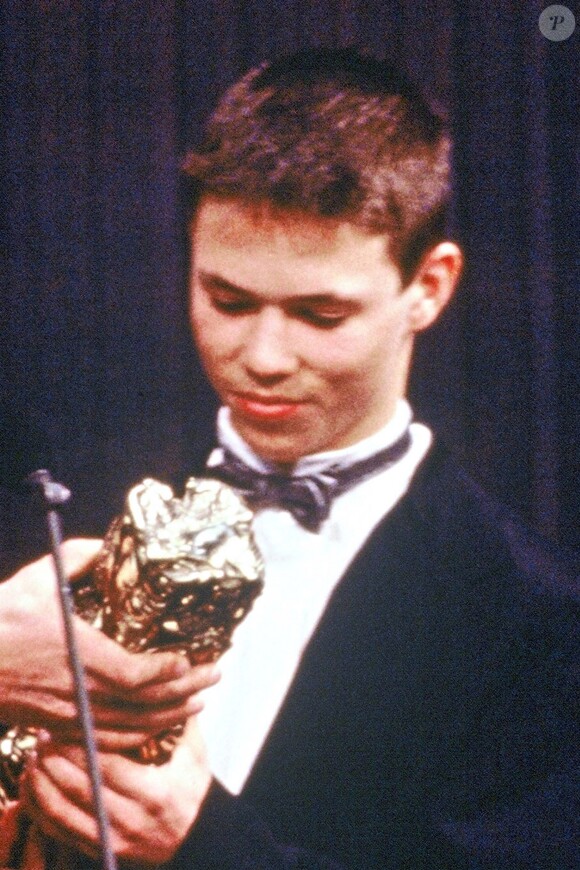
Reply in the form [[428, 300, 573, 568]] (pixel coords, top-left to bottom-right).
[[208, 429, 412, 532]]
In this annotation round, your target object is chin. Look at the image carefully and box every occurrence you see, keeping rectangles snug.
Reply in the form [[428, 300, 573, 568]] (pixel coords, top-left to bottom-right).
[[251, 443, 305, 467], [242, 432, 310, 466], [229, 417, 307, 464]]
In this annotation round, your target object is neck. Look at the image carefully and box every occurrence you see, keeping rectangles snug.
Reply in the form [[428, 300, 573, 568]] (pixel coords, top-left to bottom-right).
[[215, 401, 413, 476]]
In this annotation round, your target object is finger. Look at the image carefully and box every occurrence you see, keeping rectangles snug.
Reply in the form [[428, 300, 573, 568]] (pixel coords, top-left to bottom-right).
[[26, 748, 166, 862], [46, 724, 198, 804], [95, 646, 201, 693], [42, 726, 154, 752], [35, 737, 175, 800], [56, 697, 199, 748], [6, 539, 102, 611], [94, 728, 163, 751], [46, 674, 211, 745], [21, 759, 101, 859], [79, 634, 190, 693], [53, 725, 182, 753], [59, 538, 103, 579], [93, 691, 203, 729], [52, 683, 202, 749], [87, 664, 217, 724], [85, 648, 220, 704], [15, 679, 204, 737], [75, 623, 210, 690], [104, 661, 220, 705], [31, 732, 208, 864], [11, 538, 101, 582], [97, 714, 209, 800], [168, 714, 209, 771], [24, 747, 151, 861], [36, 741, 89, 773]]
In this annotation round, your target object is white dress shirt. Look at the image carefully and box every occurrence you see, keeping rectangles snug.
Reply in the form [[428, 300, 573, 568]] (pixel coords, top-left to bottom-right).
[[197, 400, 432, 794]]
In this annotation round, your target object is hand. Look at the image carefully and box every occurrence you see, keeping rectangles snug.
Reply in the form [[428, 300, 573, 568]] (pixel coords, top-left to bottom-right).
[[0, 540, 219, 748], [21, 717, 211, 865]]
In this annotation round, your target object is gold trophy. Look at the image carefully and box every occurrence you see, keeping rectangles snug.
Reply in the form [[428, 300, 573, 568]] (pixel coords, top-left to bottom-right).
[[0, 475, 264, 862]]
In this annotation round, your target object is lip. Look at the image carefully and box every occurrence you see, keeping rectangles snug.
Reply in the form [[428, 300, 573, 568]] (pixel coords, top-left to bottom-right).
[[231, 393, 303, 421]]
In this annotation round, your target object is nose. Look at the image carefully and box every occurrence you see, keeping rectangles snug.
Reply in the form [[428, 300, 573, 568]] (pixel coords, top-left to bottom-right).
[[241, 307, 298, 380]]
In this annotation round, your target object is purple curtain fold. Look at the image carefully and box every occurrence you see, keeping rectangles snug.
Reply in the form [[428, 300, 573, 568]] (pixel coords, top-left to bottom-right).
[[1, 0, 578, 568]]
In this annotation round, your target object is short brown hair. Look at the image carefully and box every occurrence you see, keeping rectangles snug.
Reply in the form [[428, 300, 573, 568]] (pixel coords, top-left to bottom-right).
[[183, 48, 451, 282]]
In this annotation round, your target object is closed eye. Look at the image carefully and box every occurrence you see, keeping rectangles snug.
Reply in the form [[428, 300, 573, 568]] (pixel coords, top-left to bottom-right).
[[197, 272, 357, 327], [210, 296, 257, 315], [294, 308, 349, 328]]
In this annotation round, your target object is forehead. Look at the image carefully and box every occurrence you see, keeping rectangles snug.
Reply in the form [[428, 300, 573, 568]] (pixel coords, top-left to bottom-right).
[[192, 196, 398, 288], [193, 196, 343, 251]]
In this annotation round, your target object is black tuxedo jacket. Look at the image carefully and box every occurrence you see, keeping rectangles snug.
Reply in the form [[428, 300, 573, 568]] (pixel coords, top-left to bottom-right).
[[170, 441, 578, 869]]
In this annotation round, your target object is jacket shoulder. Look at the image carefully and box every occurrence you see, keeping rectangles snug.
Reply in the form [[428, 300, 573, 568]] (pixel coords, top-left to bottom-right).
[[403, 439, 579, 602]]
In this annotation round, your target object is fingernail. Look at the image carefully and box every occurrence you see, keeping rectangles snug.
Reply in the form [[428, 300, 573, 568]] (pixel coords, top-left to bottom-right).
[[185, 694, 205, 714], [173, 655, 190, 676]]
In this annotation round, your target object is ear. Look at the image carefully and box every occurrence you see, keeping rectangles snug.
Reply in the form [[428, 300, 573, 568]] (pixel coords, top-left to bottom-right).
[[406, 242, 463, 332]]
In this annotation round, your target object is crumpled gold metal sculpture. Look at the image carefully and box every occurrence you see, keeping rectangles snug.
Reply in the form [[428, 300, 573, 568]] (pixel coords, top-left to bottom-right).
[[0, 475, 264, 814]]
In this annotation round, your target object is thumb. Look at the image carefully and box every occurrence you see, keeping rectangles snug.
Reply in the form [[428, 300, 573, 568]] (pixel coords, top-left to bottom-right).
[[60, 538, 103, 579], [6, 539, 103, 607]]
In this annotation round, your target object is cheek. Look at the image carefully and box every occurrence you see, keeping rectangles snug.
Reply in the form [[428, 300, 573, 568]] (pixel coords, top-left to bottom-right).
[[303, 327, 385, 382], [318, 337, 397, 411], [191, 307, 234, 364]]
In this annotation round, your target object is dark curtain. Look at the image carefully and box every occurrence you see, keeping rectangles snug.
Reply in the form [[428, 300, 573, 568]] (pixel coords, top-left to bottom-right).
[[1, 1, 577, 572]]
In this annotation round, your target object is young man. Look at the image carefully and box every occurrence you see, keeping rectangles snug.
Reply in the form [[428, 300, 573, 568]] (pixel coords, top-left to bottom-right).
[[8, 49, 578, 869]]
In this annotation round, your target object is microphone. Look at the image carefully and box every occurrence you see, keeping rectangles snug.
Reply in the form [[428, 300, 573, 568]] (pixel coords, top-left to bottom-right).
[[26, 470, 118, 870], [27, 469, 71, 505]]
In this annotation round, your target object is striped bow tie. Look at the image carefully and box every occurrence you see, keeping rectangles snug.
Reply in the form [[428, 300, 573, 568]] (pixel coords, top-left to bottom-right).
[[208, 429, 411, 532]]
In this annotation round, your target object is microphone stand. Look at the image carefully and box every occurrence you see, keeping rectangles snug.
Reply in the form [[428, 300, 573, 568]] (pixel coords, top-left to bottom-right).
[[27, 470, 118, 870]]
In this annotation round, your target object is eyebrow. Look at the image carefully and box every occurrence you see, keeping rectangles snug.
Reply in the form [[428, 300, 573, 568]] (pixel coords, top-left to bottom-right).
[[197, 271, 358, 306], [197, 273, 257, 296]]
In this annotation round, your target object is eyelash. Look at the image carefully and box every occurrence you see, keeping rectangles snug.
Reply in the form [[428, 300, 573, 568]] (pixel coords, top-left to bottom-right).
[[211, 298, 254, 314], [296, 310, 347, 328], [209, 297, 347, 329]]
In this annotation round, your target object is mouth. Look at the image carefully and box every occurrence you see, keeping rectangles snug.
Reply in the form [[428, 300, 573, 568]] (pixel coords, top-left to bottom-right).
[[230, 392, 304, 421]]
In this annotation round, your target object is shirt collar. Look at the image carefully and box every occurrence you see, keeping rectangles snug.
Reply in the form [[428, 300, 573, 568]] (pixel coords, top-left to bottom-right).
[[207, 400, 413, 478]]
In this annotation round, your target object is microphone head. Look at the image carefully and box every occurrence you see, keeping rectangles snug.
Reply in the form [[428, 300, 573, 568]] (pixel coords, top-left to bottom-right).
[[26, 469, 72, 506]]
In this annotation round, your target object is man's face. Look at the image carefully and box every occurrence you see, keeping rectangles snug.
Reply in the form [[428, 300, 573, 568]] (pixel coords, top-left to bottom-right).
[[190, 196, 420, 465]]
